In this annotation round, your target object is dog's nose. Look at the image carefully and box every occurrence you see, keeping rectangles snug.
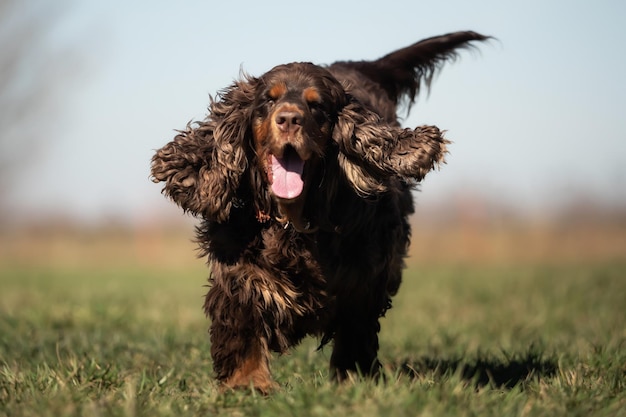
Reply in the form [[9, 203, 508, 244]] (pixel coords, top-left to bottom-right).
[[275, 111, 303, 133]]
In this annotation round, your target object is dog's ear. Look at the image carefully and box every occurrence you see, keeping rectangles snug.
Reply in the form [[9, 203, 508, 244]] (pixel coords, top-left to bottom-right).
[[151, 77, 258, 221], [332, 100, 449, 196]]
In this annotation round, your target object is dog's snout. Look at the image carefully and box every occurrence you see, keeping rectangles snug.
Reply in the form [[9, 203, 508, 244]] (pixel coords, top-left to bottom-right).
[[275, 111, 303, 134]]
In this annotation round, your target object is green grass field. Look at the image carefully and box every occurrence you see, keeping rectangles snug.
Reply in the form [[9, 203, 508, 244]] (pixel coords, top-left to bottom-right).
[[1, 255, 625, 416]]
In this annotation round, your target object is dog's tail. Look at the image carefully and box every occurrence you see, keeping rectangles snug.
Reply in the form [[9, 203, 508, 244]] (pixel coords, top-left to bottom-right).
[[336, 31, 490, 107]]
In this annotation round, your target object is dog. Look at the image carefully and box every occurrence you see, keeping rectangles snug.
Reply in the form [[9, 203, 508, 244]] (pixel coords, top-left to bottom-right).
[[151, 31, 489, 393]]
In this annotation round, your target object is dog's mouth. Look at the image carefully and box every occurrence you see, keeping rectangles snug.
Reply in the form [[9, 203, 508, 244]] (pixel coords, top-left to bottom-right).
[[266, 146, 319, 233], [269, 146, 305, 200]]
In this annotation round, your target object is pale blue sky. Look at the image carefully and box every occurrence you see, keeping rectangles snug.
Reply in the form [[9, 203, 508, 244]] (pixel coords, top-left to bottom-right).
[[7, 0, 626, 223]]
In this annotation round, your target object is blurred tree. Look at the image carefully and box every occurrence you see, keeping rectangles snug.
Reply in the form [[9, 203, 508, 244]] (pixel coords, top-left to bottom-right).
[[0, 0, 84, 220]]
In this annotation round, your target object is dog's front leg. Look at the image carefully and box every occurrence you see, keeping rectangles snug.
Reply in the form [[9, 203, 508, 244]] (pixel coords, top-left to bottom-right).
[[211, 322, 275, 394], [203, 270, 278, 394]]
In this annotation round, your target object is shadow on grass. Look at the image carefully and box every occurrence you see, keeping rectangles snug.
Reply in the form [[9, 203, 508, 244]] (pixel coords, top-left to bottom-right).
[[397, 348, 558, 389]]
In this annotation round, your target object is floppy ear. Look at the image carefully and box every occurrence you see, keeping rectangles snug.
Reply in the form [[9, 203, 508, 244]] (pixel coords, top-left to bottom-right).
[[151, 77, 258, 222], [332, 100, 449, 196]]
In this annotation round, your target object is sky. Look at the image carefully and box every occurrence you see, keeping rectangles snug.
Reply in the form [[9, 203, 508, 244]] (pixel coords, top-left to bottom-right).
[[4, 0, 626, 224]]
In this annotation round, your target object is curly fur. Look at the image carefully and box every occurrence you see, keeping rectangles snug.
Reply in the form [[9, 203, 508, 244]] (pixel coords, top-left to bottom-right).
[[151, 31, 489, 393]]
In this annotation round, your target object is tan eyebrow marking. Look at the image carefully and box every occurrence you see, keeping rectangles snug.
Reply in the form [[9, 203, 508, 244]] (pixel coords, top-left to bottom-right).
[[303, 87, 321, 103], [268, 83, 287, 100]]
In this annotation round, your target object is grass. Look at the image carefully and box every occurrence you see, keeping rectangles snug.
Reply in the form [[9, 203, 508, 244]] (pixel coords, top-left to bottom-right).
[[1, 258, 625, 416]]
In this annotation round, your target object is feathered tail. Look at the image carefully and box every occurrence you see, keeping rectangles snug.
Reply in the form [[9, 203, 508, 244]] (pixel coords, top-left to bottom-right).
[[334, 31, 490, 107]]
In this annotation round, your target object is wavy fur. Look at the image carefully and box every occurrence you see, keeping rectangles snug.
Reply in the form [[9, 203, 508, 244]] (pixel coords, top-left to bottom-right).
[[151, 31, 488, 393]]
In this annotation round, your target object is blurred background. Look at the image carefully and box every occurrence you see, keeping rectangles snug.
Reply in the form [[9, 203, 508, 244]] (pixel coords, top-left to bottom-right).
[[1, 0, 625, 267]]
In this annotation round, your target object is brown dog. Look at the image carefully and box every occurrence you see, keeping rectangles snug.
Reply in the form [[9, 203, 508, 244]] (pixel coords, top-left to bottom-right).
[[151, 31, 489, 393]]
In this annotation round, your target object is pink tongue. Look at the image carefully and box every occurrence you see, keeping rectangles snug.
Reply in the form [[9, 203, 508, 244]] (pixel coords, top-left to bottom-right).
[[270, 153, 304, 199]]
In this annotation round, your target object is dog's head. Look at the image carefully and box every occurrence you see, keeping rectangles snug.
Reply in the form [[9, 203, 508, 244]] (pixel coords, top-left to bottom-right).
[[250, 63, 347, 230]]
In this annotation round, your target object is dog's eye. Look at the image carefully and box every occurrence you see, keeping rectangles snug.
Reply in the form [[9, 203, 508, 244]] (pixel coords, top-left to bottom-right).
[[308, 100, 323, 111], [309, 102, 329, 120], [309, 102, 330, 124], [262, 89, 277, 105], [262, 98, 275, 112]]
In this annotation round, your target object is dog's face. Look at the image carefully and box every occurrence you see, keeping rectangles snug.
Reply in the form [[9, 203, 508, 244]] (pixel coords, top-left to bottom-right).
[[252, 63, 347, 230]]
